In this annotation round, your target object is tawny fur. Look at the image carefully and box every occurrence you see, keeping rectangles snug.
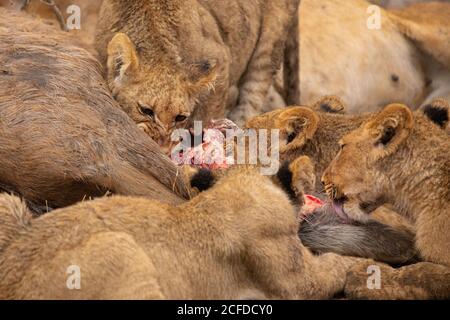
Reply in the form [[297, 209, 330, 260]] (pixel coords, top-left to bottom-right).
[[0, 160, 368, 299], [322, 103, 450, 299], [246, 97, 448, 265], [0, 9, 189, 210], [293, 0, 450, 113], [246, 96, 449, 186], [0, 0, 101, 47], [95, 0, 300, 149]]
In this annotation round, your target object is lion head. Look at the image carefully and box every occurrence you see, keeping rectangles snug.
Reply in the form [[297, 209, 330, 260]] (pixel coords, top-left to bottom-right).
[[321, 104, 416, 222], [245, 106, 319, 154]]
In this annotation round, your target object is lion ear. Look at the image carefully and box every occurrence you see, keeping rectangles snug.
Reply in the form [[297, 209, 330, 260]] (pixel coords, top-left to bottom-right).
[[186, 59, 218, 95], [312, 95, 346, 114], [107, 33, 140, 90], [368, 104, 414, 154], [421, 98, 449, 130], [276, 107, 319, 153]]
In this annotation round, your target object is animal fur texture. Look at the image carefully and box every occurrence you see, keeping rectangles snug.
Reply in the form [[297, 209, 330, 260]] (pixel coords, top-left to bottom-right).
[[299, 204, 418, 265], [295, 0, 450, 113], [322, 103, 450, 299], [0, 159, 369, 299], [246, 96, 448, 266], [95, 0, 300, 150], [0, 0, 101, 47], [0, 9, 189, 210], [245, 96, 449, 186]]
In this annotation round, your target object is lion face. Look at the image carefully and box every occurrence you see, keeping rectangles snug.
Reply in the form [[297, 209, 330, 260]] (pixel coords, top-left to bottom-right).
[[322, 104, 414, 222], [106, 33, 218, 151]]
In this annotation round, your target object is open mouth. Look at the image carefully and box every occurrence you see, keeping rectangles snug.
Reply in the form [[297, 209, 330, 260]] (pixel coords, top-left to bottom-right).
[[331, 196, 351, 223]]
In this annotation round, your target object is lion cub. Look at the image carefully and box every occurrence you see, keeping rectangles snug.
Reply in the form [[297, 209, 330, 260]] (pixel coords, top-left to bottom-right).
[[322, 103, 450, 299], [0, 157, 367, 299], [95, 0, 299, 149]]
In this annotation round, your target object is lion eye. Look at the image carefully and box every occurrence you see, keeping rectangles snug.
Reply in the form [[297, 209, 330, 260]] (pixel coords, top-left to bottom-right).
[[175, 115, 188, 122], [138, 103, 154, 118]]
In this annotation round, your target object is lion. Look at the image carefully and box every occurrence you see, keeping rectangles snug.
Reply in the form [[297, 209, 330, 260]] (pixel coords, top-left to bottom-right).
[[94, 0, 299, 150], [322, 103, 450, 299], [0, 157, 369, 300], [244, 96, 449, 265], [0, 0, 101, 47], [0, 9, 190, 212], [292, 0, 450, 113], [245, 96, 449, 186]]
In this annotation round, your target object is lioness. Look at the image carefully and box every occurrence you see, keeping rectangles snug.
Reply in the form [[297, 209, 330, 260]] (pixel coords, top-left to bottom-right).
[[0, 157, 366, 299], [95, 0, 300, 149], [322, 103, 450, 299], [0, 9, 189, 211]]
